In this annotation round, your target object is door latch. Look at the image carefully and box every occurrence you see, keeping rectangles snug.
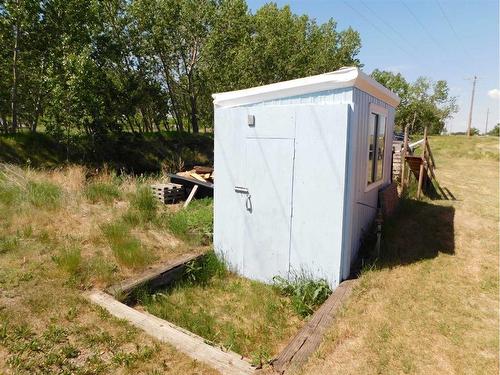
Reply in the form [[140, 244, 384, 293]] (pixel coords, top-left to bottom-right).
[[234, 186, 252, 212]]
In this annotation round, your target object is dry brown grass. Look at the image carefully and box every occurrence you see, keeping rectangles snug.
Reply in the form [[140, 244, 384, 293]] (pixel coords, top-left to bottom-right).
[[298, 136, 499, 375], [0, 164, 215, 374]]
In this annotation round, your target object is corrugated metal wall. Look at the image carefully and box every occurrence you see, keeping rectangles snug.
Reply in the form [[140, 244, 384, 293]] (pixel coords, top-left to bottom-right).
[[341, 88, 396, 279]]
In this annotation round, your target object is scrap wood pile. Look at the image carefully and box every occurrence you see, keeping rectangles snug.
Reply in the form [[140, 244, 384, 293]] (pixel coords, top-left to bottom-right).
[[175, 165, 214, 184], [152, 165, 214, 207]]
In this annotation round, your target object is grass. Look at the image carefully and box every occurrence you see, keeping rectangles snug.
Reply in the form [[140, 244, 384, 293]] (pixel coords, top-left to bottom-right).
[[299, 135, 499, 374], [273, 275, 331, 318], [0, 163, 217, 374], [0, 135, 497, 374], [84, 182, 121, 204], [101, 221, 152, 269], [157, 198, 213, 245], [138, 253, 304, 366], [26, 180, 62, 209]]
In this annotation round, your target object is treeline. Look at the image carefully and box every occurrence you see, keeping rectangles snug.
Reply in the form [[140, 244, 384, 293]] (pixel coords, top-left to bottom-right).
[[371, 70, 458, 135], [0, 0, 361, 137]]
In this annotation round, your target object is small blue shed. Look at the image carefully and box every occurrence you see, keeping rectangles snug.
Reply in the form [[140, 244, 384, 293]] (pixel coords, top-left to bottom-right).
[[212, 67, 400, 288]]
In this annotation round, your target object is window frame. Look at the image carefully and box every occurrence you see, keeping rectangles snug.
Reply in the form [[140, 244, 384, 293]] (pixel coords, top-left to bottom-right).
[[365, 103, 388, 192]]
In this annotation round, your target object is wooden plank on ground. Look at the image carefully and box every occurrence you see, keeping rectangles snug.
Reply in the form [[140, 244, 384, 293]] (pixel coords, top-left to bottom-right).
[[86, 290, 254, 375], [107, 253, 202, 297], [272, 279, 357, 374]]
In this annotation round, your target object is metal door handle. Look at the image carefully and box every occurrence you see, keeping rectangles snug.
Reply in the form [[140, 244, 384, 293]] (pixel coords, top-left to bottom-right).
[[234, 186, 249, 194], [245, 194, 252, 211]]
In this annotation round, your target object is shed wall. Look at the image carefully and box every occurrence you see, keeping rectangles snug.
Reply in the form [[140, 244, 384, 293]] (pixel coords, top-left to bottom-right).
[[341, 88, 396, 278]]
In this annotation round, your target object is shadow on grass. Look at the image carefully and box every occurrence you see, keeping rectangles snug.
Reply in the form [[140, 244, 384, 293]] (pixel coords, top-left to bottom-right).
[[357, 199, 455, 271]]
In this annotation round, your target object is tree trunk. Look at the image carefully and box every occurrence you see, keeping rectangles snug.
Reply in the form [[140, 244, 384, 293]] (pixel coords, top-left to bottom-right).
[[11, 10, 19, 133]]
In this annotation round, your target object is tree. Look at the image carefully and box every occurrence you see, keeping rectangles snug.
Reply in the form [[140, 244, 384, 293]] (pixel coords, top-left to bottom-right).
[[371, 70, 458, 135], [487, 123, 500, 136]]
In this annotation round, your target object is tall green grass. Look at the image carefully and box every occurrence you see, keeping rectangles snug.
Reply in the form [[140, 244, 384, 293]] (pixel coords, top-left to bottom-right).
[[27, 181, 62, 209], [123, 185, 157, 225], [101, 221, 151, 269], [138, 252, 300, 365], [84, 182, 120, 204], [158, 198, 213, 245], [53, 246, 83, 276]]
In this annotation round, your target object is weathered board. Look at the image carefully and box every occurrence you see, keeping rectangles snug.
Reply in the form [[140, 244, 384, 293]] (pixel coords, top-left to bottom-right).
[[86, 290, 254, 375], [107, 253, 203, 298], [271, 279, 357, 374]]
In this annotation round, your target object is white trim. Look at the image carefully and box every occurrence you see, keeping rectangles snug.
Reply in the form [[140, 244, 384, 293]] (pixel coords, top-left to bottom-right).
[[212, 67, 400, 108], [364, 105, 388, 193]]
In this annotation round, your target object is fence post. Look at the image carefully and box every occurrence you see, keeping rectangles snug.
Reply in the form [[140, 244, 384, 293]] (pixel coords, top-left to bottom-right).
[[401, 125, 409, 193]]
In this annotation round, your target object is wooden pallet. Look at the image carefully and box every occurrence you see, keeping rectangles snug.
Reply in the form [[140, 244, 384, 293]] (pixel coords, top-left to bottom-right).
[[151, 183, 185, 204]]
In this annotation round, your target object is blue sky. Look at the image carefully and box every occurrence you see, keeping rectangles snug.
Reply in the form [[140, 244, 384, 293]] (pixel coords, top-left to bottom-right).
[[246, 0, 499, 133]]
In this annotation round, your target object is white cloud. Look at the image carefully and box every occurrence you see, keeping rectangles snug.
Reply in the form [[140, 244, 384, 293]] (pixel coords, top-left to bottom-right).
[[488, 88, 500, 99]]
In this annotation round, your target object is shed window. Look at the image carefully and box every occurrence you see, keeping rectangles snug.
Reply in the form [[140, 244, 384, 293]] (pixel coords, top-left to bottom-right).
[[367, 112, 386, 185]]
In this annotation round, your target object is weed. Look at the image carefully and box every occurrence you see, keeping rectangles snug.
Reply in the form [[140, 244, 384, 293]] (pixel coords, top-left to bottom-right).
[[184, 251, 227, 285], [53, 246, 82, 276], [27, 180, 62, 209], [273, 275, 331, 317], [84, 182, 120, 204], [101, 221, 151, 269], [61, 344, 80, 358]]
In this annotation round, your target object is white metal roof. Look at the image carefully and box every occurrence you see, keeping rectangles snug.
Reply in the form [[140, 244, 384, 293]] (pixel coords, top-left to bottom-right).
[[212, 67, 400, 108]]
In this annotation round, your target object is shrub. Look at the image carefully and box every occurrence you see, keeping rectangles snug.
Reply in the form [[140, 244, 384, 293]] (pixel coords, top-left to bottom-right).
[[273, 275, 331, 317], [159, 198, 213, 245], [101, 221, 151, 269], [84, 182, 120, 204], [27, 181, 61, 209]]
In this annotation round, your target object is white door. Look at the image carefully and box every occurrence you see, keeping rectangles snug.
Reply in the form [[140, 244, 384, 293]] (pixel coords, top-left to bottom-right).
[[240, 137, 295, 282]]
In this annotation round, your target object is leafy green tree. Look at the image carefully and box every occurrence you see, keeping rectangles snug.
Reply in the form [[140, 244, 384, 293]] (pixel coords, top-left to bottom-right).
[[487, 124, 499, 136], [371, 69, 458, 135]]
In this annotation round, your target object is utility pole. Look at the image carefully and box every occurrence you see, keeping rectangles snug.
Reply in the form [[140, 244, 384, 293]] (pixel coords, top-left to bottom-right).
[[485, 108, 490, 135], [466, 75, 477, 137]]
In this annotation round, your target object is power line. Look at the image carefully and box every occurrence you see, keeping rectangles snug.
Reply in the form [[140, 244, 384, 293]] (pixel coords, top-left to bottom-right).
[[341, 1, 418, 61], [401, 1, 448, 54], [435, 0, 470, 59], [342, 0, 441, 75]]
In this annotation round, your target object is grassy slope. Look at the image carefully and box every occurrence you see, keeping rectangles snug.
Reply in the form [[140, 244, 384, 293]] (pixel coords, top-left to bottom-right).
[[0, 166, 216, 374], [300, 136, 499, 374], [0, 131, 213, 173]]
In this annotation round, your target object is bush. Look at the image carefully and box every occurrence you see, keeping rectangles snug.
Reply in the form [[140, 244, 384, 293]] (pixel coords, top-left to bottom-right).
[[158, 198, 213, 245], [27, 181, 62, 209], [101, 221, 151, 269], [273, 275, 331, 317], [84, 182, 120, 204]]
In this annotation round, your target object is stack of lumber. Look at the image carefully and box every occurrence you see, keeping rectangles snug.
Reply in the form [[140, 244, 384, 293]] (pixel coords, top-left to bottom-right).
[[176, 165, 214, 184], [151, 183, 185, 204], [392, 141, 403, 182]]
